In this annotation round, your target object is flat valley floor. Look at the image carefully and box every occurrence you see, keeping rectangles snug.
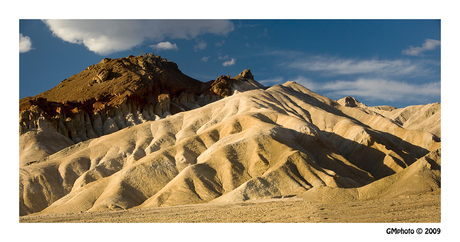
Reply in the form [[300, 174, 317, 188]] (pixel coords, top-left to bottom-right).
[[20, 191, 440, 223]]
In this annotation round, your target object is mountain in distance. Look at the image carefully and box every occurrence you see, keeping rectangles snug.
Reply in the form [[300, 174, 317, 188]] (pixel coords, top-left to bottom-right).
[[19, 54, 440, 217]]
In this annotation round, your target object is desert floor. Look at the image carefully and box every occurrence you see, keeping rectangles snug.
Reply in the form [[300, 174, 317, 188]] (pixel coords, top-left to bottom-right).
[[20, 190, 440, 223]]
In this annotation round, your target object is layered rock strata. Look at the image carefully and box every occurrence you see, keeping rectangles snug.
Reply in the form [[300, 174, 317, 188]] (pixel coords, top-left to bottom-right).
[[19, 54, 263, 144]]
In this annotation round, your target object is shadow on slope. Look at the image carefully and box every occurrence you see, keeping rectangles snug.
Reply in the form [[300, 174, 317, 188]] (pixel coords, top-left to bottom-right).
[[299, 148, 440, 203], [19, 83, 441, 216]]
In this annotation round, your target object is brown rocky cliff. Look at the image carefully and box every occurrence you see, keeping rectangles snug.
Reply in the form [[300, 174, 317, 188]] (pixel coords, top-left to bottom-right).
[[20, 54, 264, 144]]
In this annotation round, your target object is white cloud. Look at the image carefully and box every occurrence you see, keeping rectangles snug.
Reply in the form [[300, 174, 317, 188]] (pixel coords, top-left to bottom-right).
[[402, 39, 440, 57], [43, 19, 234, 55], [255, 75, 439, 103], [19, 33, 32, 53], [194, 39, 207, 51], [258, 77, 284, 86], [218, 54, 229, 60], [288, 55, 436, 77], [297, 77, 440, 103], [201, 56, 210, 62], [215, 40, 225, 47], [253, 73, 440, 103], [222, 58, 236, 67], [289, 76, 319, 90], [150, 41, 178, 51]]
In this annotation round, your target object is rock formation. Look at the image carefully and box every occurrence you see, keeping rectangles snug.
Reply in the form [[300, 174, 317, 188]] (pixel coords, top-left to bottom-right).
[[19, 62, 441, 216], [19, 54, 262, 148]]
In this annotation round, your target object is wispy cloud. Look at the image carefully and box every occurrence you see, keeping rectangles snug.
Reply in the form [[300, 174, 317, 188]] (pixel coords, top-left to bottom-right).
[[288, 55, 435, 77], [19, 33, 32, 53], [218, 54, 229, 60], [289, 76, 320, 90], [259, 76, 318, 90], [194, 39, 207, 51], [201, 56, 210, 62], [150, 41, 178, 51], [222, 58, 236, 67], [43, 20, 234, 55], [258, 77, 284, 86], [291, 76, 440, 103], [402, 39, 440, 57], [261, 50, 304, 59], [260, 49, 439, 105], [323, 79, 439, 101], [215, 40, 225, 47]]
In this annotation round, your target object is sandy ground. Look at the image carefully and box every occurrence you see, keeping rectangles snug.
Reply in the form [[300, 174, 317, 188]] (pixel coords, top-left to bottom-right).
[[19, 191, 440, 223]]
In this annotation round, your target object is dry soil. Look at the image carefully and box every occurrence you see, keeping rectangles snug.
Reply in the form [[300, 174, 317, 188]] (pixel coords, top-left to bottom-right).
[[20, 190, 440, 223]]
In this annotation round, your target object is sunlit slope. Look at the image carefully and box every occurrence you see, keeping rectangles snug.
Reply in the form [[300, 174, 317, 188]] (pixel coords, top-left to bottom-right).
[[20, 82, 440, 216]]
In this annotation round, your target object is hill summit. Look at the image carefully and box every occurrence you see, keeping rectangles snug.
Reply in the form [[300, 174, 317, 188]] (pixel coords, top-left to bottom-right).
[[20, 54, 263, 144], [19, 54, 440, 218]]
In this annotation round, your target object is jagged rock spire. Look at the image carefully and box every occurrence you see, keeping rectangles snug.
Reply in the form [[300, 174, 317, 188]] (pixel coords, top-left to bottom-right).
[[234, 69, 254, 80]]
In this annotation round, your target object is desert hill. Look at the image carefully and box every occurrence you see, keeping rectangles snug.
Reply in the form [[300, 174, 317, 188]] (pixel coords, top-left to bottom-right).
[[19, 54, 262, 166], [19, 58, 441, 216], [336, 96, 440, 137], [19, 54, 262, 142]]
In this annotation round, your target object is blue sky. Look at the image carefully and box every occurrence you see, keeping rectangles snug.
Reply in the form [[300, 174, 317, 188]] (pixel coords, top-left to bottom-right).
[[19, 19, 441, 108], [8, 1, 459, 236]]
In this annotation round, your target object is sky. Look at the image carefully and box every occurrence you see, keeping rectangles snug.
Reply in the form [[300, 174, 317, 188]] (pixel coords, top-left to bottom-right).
[[19, 19, 441, 108], [8, 1, 459, 237]]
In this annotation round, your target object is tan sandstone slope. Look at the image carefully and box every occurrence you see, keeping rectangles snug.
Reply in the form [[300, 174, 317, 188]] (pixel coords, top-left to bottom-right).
[[20, 75, 440, 216], [19, 54, 262, 167]]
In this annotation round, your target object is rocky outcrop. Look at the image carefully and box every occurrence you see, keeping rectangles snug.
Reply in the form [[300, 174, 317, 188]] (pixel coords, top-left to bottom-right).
[[237, 68, 254, 80], [337, 96, 370, 108], [19, 54, 264, 158], [92, 69, 109, 84]]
